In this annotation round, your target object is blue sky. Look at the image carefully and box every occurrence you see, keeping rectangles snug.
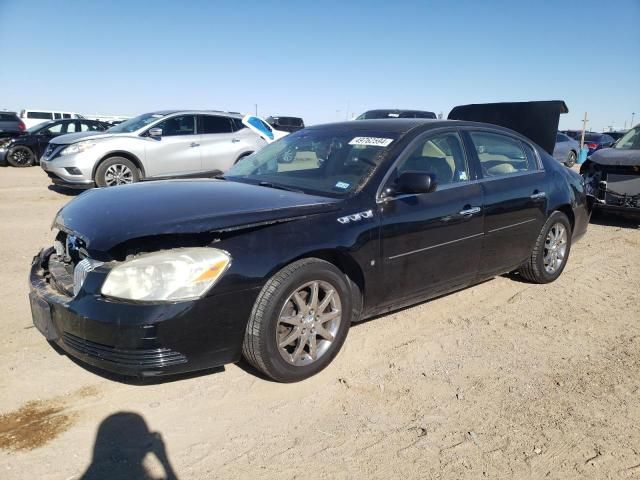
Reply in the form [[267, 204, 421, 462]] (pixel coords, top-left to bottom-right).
[[1, 0, 638, 131]]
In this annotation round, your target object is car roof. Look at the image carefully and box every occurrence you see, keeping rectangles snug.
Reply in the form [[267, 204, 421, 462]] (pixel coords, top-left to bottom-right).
[[149, 110, 243, 119], [306, 119, 546, 148], [308, 118, 439, 134]]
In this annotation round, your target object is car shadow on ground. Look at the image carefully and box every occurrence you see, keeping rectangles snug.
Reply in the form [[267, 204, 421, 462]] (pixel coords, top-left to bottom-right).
[[47, 184, 85, 197], [80, 412, 179, 480], [589, 211, 639, 229]]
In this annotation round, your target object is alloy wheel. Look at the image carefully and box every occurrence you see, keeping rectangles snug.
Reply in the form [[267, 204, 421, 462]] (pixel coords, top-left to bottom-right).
[[104, 164, 134, 186], [543, 223, 568, 274], [276, 280, 342, 366], [8, 146, 34, 166]]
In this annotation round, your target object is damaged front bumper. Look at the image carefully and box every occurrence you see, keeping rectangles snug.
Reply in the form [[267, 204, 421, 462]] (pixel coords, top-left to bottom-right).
[[582, 165, 640, 215], [29, 248, 258, 377]]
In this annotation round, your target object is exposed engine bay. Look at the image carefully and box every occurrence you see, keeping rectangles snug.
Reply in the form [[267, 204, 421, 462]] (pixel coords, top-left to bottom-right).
[[581, 162, 640, 211]]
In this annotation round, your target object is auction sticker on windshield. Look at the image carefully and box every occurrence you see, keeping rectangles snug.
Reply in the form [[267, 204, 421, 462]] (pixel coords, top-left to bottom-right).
[[348, 137, 394, 147]]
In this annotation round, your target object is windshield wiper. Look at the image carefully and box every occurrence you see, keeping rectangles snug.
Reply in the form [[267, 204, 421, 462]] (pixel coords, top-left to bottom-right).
[[258, 181, 304, 193]]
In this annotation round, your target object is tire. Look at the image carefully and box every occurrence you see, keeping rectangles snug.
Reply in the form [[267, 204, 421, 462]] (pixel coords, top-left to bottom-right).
[[565, 151, 577, 168], [6, 146, 36, 167], [95, 157, 140, 187], [518, 211, 572, 284], [242, 258, 352, 382]]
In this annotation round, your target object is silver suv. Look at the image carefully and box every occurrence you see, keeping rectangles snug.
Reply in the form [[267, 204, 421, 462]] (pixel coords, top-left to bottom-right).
[[40, 110, 266, 188]]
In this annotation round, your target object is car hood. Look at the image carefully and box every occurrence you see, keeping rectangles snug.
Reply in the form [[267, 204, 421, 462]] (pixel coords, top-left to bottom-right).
[[50, 131, 127, 145], [589, 148, 640, 167], [54, 179, 341, 252]]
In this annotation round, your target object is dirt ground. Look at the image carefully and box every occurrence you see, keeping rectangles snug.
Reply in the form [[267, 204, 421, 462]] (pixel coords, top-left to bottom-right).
[[0, 166, 638, 480]]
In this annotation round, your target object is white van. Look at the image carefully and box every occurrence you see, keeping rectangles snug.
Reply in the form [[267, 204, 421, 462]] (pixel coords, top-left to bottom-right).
[[19, 109, 83, 128]]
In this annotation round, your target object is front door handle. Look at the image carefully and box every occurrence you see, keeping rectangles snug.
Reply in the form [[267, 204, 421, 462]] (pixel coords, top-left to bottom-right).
[[530, 191, 546, 199], [189, 142, 200, 148], [231, 138, 240, 143], [459, 206, 481, 216]]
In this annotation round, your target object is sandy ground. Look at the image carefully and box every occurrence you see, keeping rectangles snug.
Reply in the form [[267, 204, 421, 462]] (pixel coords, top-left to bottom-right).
[[0, 166, 638, 480]]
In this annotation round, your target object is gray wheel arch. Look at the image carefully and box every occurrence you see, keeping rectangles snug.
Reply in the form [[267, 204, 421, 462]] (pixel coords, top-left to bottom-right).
[[92, 151, 145, 180]]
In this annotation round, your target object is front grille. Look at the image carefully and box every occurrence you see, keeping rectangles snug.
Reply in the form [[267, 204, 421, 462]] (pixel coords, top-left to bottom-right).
[[62, 333, 188, 368]]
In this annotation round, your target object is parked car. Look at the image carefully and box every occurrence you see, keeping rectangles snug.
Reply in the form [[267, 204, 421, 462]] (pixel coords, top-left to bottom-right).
[[356, 109, 437, 120], [581, 124, 640, 216], [560, 130, 582, 140], [19, 109, 83, 129], [553, 132, 580, 167], [2, 119, 109, 167], [0, 111, 26, 139], [582, 132, 616, 154], [265, 116, 305, 133], [40, 110, 267, 188], [602, 131, 627, 142], [28, 102, 590, 382]]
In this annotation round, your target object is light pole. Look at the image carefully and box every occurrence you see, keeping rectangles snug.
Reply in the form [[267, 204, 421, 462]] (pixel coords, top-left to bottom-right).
[[632, 112, 636, 127]]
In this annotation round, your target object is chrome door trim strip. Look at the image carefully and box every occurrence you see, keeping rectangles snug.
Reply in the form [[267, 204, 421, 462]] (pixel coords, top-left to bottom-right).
[[487, 218, 536, 233], [387, 232, 484, 260]]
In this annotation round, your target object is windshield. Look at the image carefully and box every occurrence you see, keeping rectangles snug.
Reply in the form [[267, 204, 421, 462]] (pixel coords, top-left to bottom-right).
[[107, 112, 167, 133], [614, 126, 640, 150], [226, 129, 399, 197], [26, 121, 53, 134]]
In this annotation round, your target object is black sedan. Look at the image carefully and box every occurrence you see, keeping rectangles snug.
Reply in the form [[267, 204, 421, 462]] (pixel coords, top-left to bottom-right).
[[29, 105, 590, 382], [2, 119, 109, 167]]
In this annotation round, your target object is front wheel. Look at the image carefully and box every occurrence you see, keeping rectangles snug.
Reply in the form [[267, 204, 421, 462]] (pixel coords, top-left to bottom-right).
[[242, 258, 352, 382], [6, 146, 36, 167], [95, 157, 140, 187], [518, 211, 572, 283], [565, 151, 577, 168]]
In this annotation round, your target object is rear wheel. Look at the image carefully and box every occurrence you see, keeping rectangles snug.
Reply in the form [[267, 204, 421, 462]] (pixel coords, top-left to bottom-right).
[[95, 157, 139, 187], [6, 146, 36, 167], [565, 151, 577, 168], [242, 258, 352, 382], [519, 211, 572, 283]]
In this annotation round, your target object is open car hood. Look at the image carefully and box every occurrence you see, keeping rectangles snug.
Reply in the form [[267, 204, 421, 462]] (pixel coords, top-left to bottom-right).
[[588, 148, 640, 167], [448, 101, 569, 155], [54, 179, 340, 253]]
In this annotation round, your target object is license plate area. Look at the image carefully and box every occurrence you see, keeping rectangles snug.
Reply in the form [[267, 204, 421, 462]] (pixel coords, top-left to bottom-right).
[[29, 292, 58, 341]]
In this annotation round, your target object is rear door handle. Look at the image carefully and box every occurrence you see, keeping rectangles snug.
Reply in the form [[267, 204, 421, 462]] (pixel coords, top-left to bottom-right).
[[231, 138, 240, 143], [459, 206, 481, 216], [530, 191, 546, 199], [190, 142, 200, 148]]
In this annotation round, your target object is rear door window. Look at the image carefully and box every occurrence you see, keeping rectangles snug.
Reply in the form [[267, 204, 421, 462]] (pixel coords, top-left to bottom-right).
[[469, 131, 536, 177], [200, 115, 232, 134]]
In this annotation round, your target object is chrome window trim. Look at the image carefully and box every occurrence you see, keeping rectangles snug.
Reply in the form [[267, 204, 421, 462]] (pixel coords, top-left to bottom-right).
[[377, 170, 542, 204]]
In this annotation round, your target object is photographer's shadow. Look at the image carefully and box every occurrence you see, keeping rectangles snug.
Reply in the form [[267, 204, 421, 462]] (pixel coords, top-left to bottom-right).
[[80, 412, 179, 480]]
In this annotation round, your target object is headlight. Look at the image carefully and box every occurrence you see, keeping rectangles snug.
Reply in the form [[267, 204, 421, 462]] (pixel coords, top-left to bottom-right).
[[101, 248, 231, 301], [0, 138, 12, 148], [59, 141, 98, 156]]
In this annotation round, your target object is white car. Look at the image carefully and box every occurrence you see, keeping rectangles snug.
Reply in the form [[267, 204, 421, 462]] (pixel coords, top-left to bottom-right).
[[19, 109, 83, 129], [40, 110, 285, 188]]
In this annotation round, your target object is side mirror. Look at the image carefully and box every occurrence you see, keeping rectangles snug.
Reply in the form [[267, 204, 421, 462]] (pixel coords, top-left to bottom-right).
[[148, 128, 163, 138], [391, 171, 437, 195]]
